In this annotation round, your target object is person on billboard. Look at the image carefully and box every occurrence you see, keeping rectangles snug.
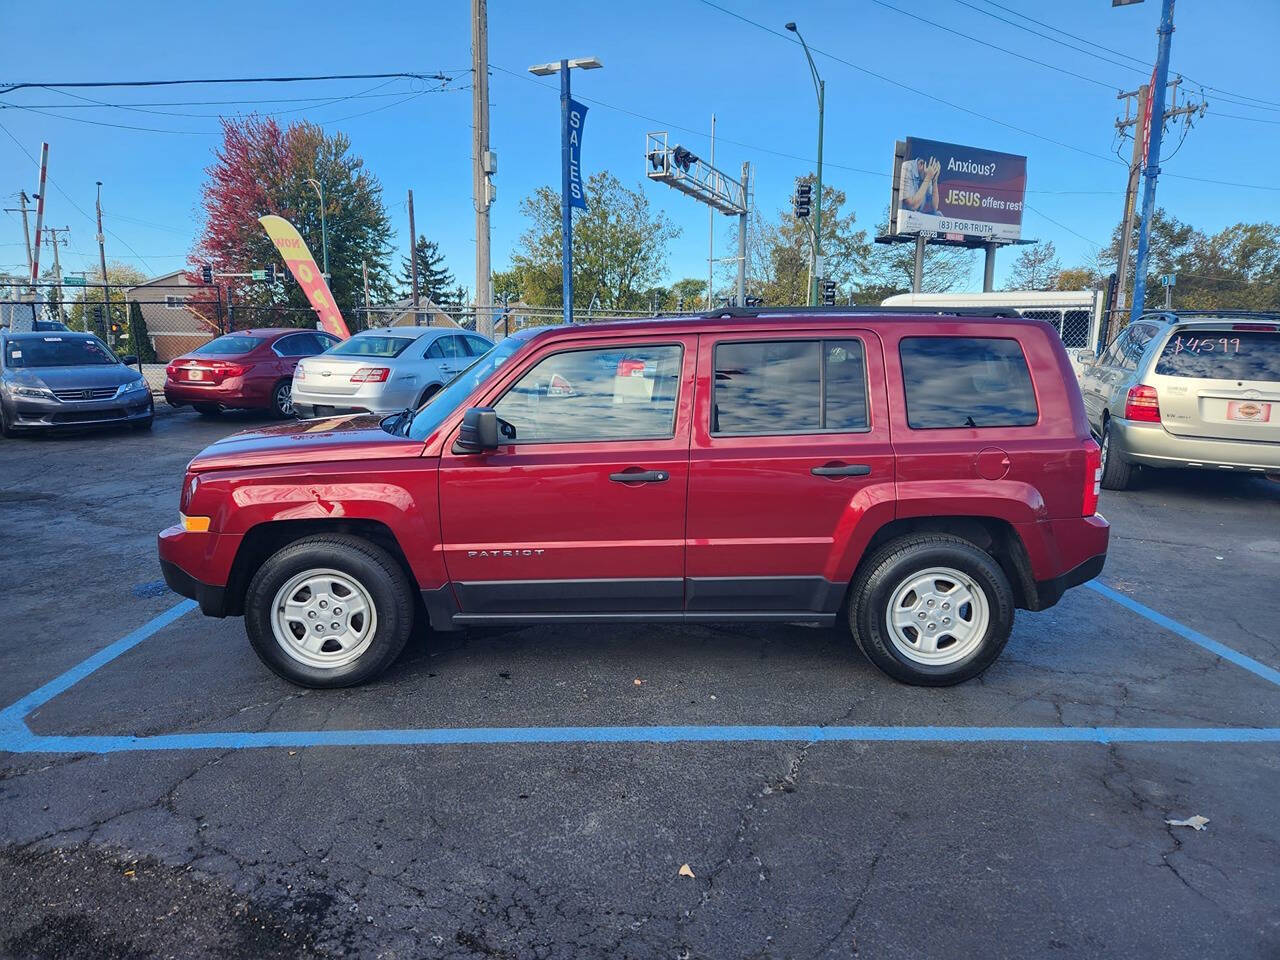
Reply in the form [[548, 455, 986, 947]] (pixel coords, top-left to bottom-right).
[[900, 155, 942, 215]]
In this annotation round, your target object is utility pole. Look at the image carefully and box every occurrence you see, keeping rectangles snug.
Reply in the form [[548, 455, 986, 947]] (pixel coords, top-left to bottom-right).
[[1128, 0, 1175, 323], [3, 192, 34, 285], [736, 162, 750, 306], [471, 0, 494, 336], [1114, 83, 1150, 320], [707, 114, 716, 310], [362, 259, 371, 310], [407, 189, 420, 325], [95, 181, 110, 329], [43, 225, 68, 320]]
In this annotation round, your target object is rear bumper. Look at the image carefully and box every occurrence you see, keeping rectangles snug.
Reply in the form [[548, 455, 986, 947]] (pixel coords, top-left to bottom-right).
[[293, 401, 373, 419], [1032, 552, 1106, 610], [164, 376, 266, 410], [1112, 418, 1280, 473], [292, 379, 418, 418]]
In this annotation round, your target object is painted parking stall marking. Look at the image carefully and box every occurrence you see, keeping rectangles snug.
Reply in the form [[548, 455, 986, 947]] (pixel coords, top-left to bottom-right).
[[1, 582, 1277, 755]]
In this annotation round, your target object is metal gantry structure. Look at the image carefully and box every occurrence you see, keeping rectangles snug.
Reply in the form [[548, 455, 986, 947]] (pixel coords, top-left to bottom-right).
[[644, 131, 752, 307]]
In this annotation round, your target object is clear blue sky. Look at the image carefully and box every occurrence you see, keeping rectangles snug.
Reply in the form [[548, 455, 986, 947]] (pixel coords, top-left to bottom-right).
[[2, 0, 1277, 294]]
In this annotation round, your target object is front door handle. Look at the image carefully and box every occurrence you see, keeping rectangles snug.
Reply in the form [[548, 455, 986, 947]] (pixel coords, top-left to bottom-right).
[[811, 463, 871, 477], [610, 469, 669, 484]]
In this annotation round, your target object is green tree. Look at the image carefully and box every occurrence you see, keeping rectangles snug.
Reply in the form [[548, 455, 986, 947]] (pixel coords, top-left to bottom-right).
[[507, 171, 681, 311], [745, 176, 869, 306], [1004, 240, 1061, 291], [67, 261, 147, 332], [860, 216, 973, 297], [399, 234, 455, 303], [126, 300, 157, 363], [668, 277, 707, 311]]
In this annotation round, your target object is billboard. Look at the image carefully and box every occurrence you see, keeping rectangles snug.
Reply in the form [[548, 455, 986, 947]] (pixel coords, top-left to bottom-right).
[[892, 137, 1027, 242]]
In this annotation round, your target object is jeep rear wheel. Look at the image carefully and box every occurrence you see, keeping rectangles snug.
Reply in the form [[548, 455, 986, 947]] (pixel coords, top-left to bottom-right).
[[244, 534, 414, 687], [849, 534, 1014, 686]]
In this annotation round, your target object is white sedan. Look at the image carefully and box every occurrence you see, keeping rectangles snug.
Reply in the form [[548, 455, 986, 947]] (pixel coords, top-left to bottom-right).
[[291, 327, 494, 419]]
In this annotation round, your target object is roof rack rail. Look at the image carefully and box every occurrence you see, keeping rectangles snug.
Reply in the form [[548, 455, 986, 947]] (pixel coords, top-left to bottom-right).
[[698, 304, 1022, 320], [1137, 309, 1280, 320]]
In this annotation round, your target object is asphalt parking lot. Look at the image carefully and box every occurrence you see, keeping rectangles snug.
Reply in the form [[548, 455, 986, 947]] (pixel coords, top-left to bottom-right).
[[2, 408, 1278, 959]]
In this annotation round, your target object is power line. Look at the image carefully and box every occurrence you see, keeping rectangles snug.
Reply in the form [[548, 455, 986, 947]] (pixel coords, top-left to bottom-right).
[[871, 0, 1124, 91], [0, 71, 459, 95], [958, 0, 1280, 114], [696, 0, 1127, 168]]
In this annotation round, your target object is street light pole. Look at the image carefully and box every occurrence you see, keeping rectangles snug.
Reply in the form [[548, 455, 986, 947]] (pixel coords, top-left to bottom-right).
[[786, 22, 824, 308], [530, 56, 602, 325], [305, 178, 329, 281]]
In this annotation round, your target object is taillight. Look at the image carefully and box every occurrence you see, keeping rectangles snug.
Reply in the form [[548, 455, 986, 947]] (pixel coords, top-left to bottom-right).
[[1082, 439, 1101, 516], [1124, 384, 1161, 422], [294, 365, 306, 381], [165, 363, 179, 379], [350, 367, 390, 383]]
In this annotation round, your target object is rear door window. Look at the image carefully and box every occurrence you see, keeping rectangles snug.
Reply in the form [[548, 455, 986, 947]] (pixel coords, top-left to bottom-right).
[[899, 337, 1038, 429], [274, 333, 321, 356], [1155, 330, 1280, 381], [711, 339, 868, 435], [426, 335, 468, 360]]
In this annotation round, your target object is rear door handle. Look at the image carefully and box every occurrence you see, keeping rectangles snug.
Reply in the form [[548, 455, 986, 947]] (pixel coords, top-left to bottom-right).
[[811, 463, 871, 477], [610, 469, 669, 484]]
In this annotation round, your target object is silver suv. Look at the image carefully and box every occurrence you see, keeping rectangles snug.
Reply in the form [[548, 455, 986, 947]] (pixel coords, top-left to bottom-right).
[[1077, 311, 1280, 489]]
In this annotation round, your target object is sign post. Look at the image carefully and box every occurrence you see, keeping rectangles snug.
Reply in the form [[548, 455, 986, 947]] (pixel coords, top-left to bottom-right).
[[1161, 273, 1176, 309]]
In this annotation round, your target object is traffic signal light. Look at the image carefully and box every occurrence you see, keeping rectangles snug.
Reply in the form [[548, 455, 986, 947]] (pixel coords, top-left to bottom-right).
[[744, 296, 764, 307], [821, 279, 837, 305], [672, 146, 698, 173], [793, 182, 812, 219], [91, 304, 104, 323], [200, 264, 213, 284], [109, 321, 122, 335]]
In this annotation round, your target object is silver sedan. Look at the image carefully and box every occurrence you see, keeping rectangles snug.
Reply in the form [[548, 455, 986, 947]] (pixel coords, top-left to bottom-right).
[[291, 327, 494, 419]]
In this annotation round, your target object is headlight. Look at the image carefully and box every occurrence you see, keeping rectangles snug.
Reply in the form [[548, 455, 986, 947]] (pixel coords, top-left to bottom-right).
[[116, 379, 148, 397], [10, 385, 54, 400]]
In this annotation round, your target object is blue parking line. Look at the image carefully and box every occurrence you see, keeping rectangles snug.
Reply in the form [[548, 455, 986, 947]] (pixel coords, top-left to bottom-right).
[[2, 583, 1278, 756], [1086, 581, 1280, 688], [8, 725, 1280, 754]]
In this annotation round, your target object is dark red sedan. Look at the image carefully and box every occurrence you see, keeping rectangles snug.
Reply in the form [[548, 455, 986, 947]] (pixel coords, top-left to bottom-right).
[[165, 328, 341, 418]]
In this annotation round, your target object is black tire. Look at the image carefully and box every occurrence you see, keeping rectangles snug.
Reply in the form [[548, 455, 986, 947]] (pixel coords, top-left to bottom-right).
[[131, 416, 154, 432], [270, 379, 294, 419], [0, 404, 19, 438], [244, 534, 415, 688], [418, 384, 441, 406], [193, 403, 221, 417], [848, 534, 1015, 686], [1099, 419, 1133, 491]]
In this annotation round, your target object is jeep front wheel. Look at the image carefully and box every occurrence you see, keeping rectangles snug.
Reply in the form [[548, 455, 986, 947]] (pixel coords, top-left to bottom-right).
[[849, 534, 1014, 686], [244, 534, 414, 687]]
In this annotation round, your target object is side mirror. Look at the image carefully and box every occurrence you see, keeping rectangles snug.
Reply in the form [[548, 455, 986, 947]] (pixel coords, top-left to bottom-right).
[[120, 354, 139, 365], [454, 406, 499, 453]]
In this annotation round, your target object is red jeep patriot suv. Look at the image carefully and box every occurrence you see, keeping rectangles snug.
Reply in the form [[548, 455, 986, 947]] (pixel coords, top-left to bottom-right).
[[159, 310, 1108, 688]]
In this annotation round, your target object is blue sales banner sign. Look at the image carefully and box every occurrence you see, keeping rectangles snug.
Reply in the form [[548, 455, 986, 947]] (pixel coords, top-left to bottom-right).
[[567, 98, 588, 210]]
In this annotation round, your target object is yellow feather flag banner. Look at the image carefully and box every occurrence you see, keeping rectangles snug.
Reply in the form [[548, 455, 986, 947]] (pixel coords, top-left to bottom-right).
[[258, 214, 351, 339]]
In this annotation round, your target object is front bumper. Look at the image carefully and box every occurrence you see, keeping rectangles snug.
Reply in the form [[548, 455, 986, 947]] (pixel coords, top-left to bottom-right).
[[157, 524, 243, 617], [5, 391, 152, 429], [1112, 418, 1280, 473]]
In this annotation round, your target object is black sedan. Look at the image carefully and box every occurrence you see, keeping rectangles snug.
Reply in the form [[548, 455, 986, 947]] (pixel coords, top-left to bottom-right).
[[0, 331, 153, 437]]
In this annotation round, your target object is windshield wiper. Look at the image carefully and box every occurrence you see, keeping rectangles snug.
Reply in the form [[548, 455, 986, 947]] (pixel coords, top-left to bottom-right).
[[385, 406, 415, 437]]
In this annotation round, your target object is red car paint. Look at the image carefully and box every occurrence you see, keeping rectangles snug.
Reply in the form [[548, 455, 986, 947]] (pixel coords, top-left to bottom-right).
[[164, 328, 338, 413], [159, 313, 1109, 628]]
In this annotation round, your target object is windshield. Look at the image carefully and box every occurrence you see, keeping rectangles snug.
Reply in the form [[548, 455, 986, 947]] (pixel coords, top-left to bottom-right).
[[5, 336, 118, 368], [396, 333, 531, 440], [329, 335, 415, 359], [1155, 329, 1280, 381], [192, 335, 262, 356]]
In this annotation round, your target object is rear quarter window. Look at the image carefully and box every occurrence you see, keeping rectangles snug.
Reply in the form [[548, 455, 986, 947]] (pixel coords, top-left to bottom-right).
[[1154, 330, 1280, 381], [899, 336, 1038, 429]]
